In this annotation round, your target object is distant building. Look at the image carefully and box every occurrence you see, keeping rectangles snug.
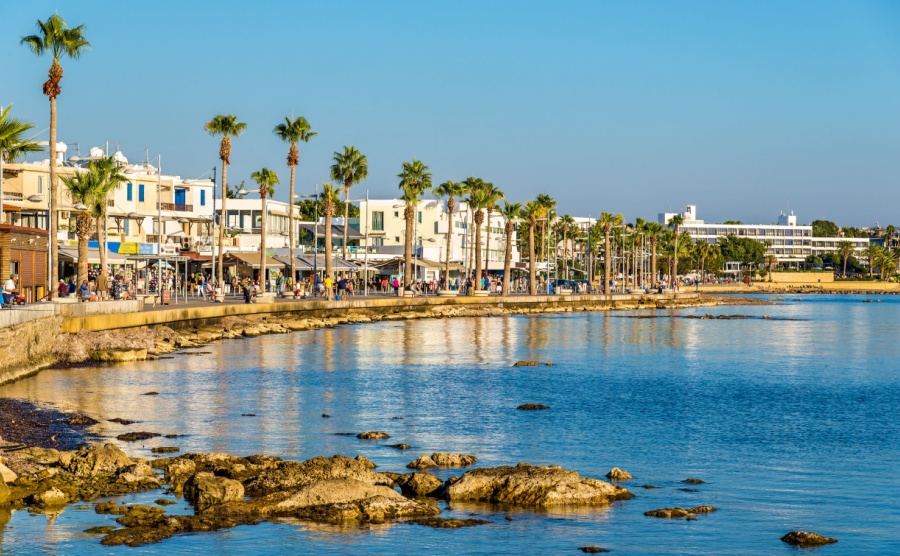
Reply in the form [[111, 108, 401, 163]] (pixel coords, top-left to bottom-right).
[[659, 205, 869, 264]]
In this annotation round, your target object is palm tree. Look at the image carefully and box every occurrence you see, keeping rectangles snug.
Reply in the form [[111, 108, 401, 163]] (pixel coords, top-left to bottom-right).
[[397, 160, 432, 289], [536, 194, 556, 262], [274, 116, 316, 287], [251, 168, 279, 290], [884, 225, 896, 250], [500, 202, 522, 295], [86, 157, 126, 279], [598, 212, 623, 294], [0, 105, 42, 224], [21, 14, 91, 297], [876, 248, 898, 280], [330, 146, 368, 259], [642, 222, 665, 286], [320, 183, 342, 281], [461, 177, 482, 272], [667, 214, 685, 289], [521, 202, 541, 295], [861, 244, 882, 276], [837, 240, 855, 277], [434, 180, 466, 288], [481, 183, 504, 280], [59, 166, 104, 285], [468, 188, 492, 291], [557, 214, 576, 279], [205, 115, 247, 289]]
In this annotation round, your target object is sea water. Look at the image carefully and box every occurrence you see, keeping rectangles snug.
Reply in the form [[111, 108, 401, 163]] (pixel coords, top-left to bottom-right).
[[0, 295, 898, 554]]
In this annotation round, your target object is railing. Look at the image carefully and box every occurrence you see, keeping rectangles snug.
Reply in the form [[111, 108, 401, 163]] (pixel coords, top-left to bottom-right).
[[160, 203, 193, 212]]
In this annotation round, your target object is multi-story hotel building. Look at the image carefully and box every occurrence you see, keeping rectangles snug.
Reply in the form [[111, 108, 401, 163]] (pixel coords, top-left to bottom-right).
[[659, 205, 869, 263]]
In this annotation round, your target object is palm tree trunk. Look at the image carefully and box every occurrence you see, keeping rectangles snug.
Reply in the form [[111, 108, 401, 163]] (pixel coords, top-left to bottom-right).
[[259, 194, 267, 290], [217, 160, 227, 289], [342, 181, 350, 259], [288, 164, 296, 288], [444, 200, 453, 289], [324, 208, 333, 280], [502, 227, 512, 295], [49, 95, 58, 297], [76, 213, 91, 287], [484, 209, 491, 278], [528, 224, 536, 295], [673, 231, 679, 289], [96, 216, 106, 278], [651, 240, 658, 286], [404, 205, 414, 289], [468, 210, 474, 275], [604, 232, 611, 294], [474, 215, 483, 291]]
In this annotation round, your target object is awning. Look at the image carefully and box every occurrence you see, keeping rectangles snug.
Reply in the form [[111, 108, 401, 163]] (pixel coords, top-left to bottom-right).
[[298, 223, 365, 240], [224, 252, 286, 269], [273, 255, 314, 270], [58, 247, 128, 264], [297, 255, 360, 270]]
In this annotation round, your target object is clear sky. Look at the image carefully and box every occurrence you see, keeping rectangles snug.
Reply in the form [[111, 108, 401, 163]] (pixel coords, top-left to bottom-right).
[[3, 1, 900, 226]]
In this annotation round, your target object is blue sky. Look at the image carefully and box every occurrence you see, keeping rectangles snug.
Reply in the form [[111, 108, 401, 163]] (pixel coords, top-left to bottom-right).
[[3, 1, 900, 226]]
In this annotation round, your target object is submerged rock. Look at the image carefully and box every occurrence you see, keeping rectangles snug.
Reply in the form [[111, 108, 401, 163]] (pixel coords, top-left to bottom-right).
[[387, 443, 411, 450], [644, 506, 717, 518], [409, 517, 489, 528], [781, 531, 838, 546], [517, 404, 550, 410], [444, 463, 632, 507], [512, 361, 540, 367], [579, 547, 611, 554], [682, 478, 705, 484], [606, 467, 633, 481], [116, 432, 161, 442]]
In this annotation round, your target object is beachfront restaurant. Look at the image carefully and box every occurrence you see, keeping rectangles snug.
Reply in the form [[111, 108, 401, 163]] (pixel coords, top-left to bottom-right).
[[222, 253, 287, 289], [0, 223, 49, 302]]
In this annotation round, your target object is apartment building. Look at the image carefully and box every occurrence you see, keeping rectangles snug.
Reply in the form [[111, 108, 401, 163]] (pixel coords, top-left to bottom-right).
[[659, 205, 869, 263]]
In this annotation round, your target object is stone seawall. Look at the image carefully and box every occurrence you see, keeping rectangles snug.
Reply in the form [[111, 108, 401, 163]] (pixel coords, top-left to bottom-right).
[[0, 315, 63, 385]]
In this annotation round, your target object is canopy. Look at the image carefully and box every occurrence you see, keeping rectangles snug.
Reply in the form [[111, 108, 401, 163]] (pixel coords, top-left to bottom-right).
[[58, 247, 128, 264]]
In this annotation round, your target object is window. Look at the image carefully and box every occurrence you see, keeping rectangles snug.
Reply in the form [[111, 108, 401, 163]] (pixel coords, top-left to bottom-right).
[[394, 211, 399, 218], [373, 237, 384, 247], [200, 190, 206, 206], [434, 222, 439, 234], [372, 211, 384, 231], [123, 219, 130, 236], [37, 176, 44, 194], [395, 236, 400, 243], [127, 183, 133, 201], [417, 211, 422, 224], [138, 184, 145, 202]]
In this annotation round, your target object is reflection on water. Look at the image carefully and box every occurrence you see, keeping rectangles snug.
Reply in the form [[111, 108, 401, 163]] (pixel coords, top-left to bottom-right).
[[1, 296, 899, 554]]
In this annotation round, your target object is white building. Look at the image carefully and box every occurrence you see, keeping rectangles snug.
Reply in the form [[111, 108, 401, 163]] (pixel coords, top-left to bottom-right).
[[357, 198, 520, 272], [659, 205, 869, 263]]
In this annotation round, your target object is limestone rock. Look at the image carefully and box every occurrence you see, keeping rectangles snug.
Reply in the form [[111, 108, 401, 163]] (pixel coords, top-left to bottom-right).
[[431, 453, 477, 468], [781, 531, 838, 546], [246, 455, 388, 496], [444, 463, 633, 507], [406, 454, 437, 469], [409, 517, 489, 528], [18, 447, 60, 466], [644, 506, 717, 518], [116, 504, 167, 527], [63, 444, 133, 477], [395, 472, 443, 497], [183, 472, 245, 511], [162, 459, 196, 493], [0, 478, 8, 504], [118, 462, 156, 483], [31, 487, 68, 507], [0, 463, 18, 484], [606, 467, 633, 481], [356, 431, 390, 440]]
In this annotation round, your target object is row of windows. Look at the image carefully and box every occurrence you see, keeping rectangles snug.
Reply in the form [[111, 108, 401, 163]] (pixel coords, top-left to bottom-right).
[[688, 227, 812, 237], [123, 183, 205, 206]]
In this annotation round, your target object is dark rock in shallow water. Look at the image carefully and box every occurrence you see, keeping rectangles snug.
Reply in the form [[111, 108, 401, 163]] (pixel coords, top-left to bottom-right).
[[517, 404, 550, 410], [164, 434, 184, 439], [116, 432, 161, 442], [513, 361, 540, 367], [333, 432, 356, 436], [409, 517, 489, 528], [644, 506, 717, 518], [682, 478, 704, 484], [781, 531, 838, 546], [679, 488, 700, 493], [388, 443, 411, 450], [85, 525, 118, 534], [641, 484, 658, 489], [579, 547, 610, 554], [141, 392, 159, 396], [155, 498, 177, 506], [394, 472, 443, 497], [240, 413, 256, 417], [321, 414, 331, 418], [151, 446, 180, 454], [357, 431, 390, 440], [67, 414, 99, 426], [108, 418, 138, 425]]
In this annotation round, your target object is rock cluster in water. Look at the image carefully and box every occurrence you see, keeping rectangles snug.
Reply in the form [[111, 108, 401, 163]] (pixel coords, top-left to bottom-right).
[[780, 531, 838, 546]]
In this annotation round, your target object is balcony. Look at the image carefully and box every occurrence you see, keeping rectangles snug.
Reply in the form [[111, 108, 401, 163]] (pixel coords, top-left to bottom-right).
[[160, 203, 193, 212]]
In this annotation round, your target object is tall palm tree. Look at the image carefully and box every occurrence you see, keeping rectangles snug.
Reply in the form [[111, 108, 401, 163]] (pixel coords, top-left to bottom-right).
[[60, 166, 104, 285], [667, 214, 685, 289], [884, 225, 897, 251], [598, 212, 623, 294], [86, 157, 126, 278], [500, 202, 522, 295], [481, 183, 504, 280], [397, 160, 432, 289], [205, 115, 247, 289], [861, 244, 882, 276], [536, 194, 556, 262], [274, 116, 315, 286], [320, 183, 341, 281], [557, 214, 576, 279], [0, 105, 43, 224], [461, 177, 482, 273], [521, 202, 542, 295], [468, 188, 492, 291], [330, 146, 368, 259], [251, 168, 279, 290], [764, 254, 778, 281], [21, 14, 91, 297], [643, 221, 665, 286], [434, 180, 466, 288], [837, 240, 855, 277]]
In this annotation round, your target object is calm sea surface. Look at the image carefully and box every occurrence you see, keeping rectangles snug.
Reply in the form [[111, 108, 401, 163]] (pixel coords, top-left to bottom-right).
[[1, 295, 898, 555]]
